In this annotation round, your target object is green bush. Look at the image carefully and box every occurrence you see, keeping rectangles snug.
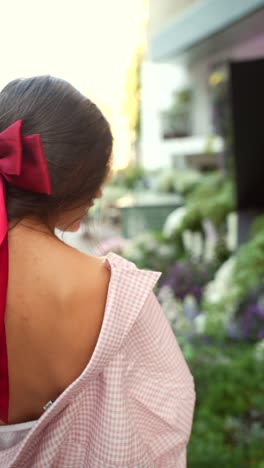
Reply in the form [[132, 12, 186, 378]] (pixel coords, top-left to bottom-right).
[[110, 165, 146, 189], [163, 173, 235, 268], [187, 342, 264, 467], [250, 215, 264, 239], [180, 173, 235, 234], [202, 224, 264, 339], [233, 231, 264, 299], [154, 168, 201, 196]]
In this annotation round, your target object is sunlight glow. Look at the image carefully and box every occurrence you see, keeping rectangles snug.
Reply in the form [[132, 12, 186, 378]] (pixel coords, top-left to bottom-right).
[[0, 0, 144, 168]]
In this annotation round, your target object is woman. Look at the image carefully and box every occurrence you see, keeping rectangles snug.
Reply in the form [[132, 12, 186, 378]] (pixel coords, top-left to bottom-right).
[[0, 76, 195, 467]]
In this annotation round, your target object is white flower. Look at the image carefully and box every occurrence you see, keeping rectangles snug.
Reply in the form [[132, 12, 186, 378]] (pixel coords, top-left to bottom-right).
[[226, 212, 238, 252], [122, 246, 143, 262], [182, 230, 192, 251], [254, 340, 264, 362], [203, 220, 218, 263], [163, 207, 187, 238], [183, 231, 204, 259], [183, 295, 199, 320], [158, 286, 178, 322], [194, 314, 206, 334], [203, 256, 236, 304], [158, 244, 174, 258]]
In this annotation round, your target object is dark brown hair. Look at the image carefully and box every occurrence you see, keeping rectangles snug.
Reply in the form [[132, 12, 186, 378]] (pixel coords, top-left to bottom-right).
[[0, 75, 113, 225]]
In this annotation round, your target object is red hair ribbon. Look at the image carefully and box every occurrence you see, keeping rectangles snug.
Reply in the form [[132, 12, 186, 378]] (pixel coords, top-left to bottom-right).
[[0, 120, 51, 423]]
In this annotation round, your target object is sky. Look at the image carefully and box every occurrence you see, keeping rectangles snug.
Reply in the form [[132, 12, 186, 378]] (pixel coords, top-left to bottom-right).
[[0, 0, 145, 168]]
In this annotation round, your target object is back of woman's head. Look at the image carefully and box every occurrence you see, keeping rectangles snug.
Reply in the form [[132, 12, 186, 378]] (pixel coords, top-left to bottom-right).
[[0, 75, 113, 225]]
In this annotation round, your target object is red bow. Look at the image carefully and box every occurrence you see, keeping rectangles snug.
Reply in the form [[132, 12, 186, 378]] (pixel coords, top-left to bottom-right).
[[0, 120, 51, 423]]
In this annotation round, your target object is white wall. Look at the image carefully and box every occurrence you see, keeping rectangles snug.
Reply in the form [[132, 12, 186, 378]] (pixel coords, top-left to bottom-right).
[[140, 61, 223, 169], [140, 61, 190, 169], [189, 62, 213, 136]]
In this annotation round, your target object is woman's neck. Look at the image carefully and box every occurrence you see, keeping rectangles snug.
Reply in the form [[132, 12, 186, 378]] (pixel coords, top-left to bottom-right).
[[9, 217, 56, 237]]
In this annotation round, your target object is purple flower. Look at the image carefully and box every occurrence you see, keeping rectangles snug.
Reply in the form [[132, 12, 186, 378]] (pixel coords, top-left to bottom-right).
[[160, 261, 209, 303], [239, 303, 264, 340]]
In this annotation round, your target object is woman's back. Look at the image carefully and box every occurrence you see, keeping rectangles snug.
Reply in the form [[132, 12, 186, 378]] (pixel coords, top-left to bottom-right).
[[5, 222, 110, 424], [1, 250, 195, 467], [0, 76, 195, 466]]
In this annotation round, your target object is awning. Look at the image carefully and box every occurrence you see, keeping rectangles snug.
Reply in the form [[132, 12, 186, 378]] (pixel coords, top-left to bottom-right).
[[150, 0, 264, 62]]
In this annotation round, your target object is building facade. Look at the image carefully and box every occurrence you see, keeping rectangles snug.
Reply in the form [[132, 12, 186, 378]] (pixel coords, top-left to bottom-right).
[[141, 0, 264, 169]]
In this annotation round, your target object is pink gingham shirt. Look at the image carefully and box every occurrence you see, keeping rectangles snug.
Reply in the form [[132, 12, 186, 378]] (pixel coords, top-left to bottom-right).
[[0, 252, 195, 467]]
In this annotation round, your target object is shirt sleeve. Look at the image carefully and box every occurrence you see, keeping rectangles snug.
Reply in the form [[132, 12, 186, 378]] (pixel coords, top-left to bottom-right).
[[124, 291, 195, 467]]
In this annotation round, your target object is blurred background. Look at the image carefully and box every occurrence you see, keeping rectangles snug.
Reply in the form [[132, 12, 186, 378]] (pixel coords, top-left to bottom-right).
[[2, 0, 264, 465]]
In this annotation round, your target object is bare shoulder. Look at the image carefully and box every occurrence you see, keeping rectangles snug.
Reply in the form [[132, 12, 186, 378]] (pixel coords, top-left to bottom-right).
[[63, 249, 111, 328], [49, 245, 111, 388], [6, 229, 111, 419], [57, 244, 110, 300]]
